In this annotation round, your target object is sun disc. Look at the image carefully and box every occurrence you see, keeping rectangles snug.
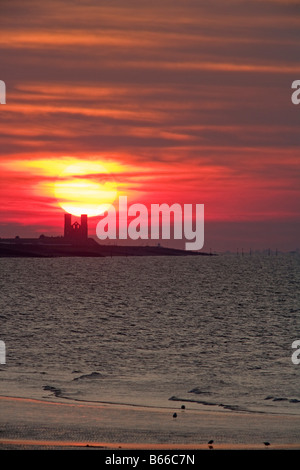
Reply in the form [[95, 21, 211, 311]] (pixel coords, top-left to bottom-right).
[[54, 161, 117, 217]]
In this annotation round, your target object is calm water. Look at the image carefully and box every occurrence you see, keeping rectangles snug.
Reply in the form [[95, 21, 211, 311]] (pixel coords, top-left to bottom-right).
[[0, 254, 299, 416]]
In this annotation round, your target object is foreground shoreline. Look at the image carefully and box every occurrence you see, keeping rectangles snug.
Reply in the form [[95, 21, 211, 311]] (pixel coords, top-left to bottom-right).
[[1, 395, 300, 450], [0, 439, 300, 450], [0, 237, 213, 258]]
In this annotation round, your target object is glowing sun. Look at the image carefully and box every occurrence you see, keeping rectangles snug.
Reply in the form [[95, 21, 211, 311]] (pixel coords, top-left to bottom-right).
[[54, 161, 118, 217]]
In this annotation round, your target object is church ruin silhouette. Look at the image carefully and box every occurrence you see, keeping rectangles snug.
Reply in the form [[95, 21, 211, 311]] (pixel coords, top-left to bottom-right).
[[64, 213, 88, 241]]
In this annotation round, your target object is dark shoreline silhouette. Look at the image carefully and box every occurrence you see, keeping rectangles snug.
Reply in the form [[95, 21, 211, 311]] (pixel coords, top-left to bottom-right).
[[0, 237, 213, 258]]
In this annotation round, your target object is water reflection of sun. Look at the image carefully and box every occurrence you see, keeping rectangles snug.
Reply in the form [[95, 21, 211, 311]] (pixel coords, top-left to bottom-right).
[[54, 161, 118, 217]]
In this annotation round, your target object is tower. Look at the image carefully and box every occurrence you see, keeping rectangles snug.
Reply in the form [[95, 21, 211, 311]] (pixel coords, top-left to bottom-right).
[[81, 214, 88, 239], [64, 213, 72, 239], [64, 213, 88, 241]]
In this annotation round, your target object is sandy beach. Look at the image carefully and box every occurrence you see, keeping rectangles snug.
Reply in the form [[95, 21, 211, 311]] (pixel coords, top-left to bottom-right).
[[0, 395, 299, 450]]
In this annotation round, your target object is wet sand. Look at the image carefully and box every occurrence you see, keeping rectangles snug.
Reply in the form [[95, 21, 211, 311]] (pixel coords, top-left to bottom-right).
[[1, 439, 300, 450], [0, 395, 300, 450]]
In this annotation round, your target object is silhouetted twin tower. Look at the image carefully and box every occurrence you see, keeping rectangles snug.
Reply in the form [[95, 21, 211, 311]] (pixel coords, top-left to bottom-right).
[[64, 213, 88, 241]]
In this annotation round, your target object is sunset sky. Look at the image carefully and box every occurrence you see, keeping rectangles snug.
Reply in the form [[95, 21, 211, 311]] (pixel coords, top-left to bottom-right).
[[0, 0, 299, 251]]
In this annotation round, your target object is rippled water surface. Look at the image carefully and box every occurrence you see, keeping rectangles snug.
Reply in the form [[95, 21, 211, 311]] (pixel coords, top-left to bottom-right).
[[0, 254, 299, 415]]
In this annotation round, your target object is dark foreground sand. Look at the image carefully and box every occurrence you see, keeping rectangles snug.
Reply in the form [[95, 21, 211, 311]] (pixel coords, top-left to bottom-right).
[[0, 396, 300, 450]]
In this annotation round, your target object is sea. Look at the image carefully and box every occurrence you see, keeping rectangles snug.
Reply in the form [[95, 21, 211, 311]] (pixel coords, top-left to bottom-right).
[[0, 253, 299, 417]]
